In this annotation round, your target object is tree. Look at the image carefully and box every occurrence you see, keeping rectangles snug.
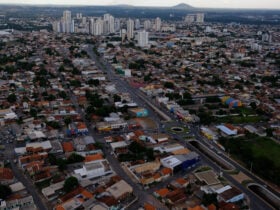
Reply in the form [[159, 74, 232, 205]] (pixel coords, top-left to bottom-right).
[[70, 80, 81, 87], [88, 79, 100, 87], [30, 108, 38, 118], [0, 184, 12, 199], [205, 96, 220, 103], [63, 176, 79, 193], [164, 82, 175, 89], [183, 91, 192, 99], [46, 121, 61, 129], [250, 102, 257, 110], [113, 94, 121, 102], [64, 117, 72, 126], [58, 91, 68, 99], [7, 94, 17, 103], [144, 73, 152, 82], [67, 153, 85, 164], [201, 193, 218, 206]]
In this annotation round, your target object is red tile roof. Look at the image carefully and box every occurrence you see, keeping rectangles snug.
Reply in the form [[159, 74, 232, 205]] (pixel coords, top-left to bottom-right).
[[62, 142, 74, 152], [0, 168, 14, 180]]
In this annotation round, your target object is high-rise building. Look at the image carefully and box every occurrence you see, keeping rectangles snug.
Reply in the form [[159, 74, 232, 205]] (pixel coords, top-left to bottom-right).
[[127, 19, 134, 40], [196, 13, 205, 23], [89, 18, 95, 35], [135, 19, 140, 30], [52, 21, 61, 33], [114, 18, 121, 32], [185, 14, 195, 23], [94, 18, 104, 35], [76, 13, 82, 19], [62, 10, 72, 33], [138, 30, 149, 47], [109, 15, 115, 33], [103, 20, 110, 34], [144, 20, 151, 31], [103, 14, 115, 34], [155, 17, 161, 31], [120, 29, 127, 43]]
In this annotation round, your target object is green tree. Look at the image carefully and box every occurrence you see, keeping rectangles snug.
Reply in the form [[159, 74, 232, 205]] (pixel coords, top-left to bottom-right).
[[58, 91, 68, 99], [88, 79, 100, 87], [46, 121, 61, 129], [30, 108, 38, 118], [7, 94, 17, 103], [250, 102, 257, 110], [0, 184, 12, 199], [64, 117, 72, 126], [113, 94, 121, 102], [201, 193, 218, 206], [164, 82, 175, 89], [67, 153, 85, 164], [63, 176, 79, 193]]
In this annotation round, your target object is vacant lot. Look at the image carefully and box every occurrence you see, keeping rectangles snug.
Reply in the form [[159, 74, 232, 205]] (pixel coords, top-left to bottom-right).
[[220, 135, 280, 186]]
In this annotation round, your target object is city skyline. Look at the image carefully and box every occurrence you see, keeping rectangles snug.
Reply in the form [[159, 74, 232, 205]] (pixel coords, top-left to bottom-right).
[[0, 0, 280, 9]]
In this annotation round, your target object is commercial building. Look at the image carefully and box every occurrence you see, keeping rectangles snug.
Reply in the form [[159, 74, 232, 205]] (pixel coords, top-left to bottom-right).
[[196, 13, 205, 23], [74, 159, 112, 179], [160, 152, 200, 173], [106, 180, 133, 200], [138, 30, 149, 47], [127, 19, 134, 40], [128, 107, 148, 117], [155, 17, 161, 31]]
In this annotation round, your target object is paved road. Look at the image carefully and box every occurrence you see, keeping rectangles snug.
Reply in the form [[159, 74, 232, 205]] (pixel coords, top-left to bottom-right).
[[9, 160, 49, 210], [84, 45, 279, 210], [3, 142, 49, 210], [58, 48, 168, 209]]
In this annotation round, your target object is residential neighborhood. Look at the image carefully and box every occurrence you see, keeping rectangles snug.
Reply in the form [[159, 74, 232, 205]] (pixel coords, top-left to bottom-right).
[[0, 5, 279, 210]]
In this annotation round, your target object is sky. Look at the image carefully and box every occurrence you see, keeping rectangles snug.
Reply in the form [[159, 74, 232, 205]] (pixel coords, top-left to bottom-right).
[[0, 0, 280, 9]]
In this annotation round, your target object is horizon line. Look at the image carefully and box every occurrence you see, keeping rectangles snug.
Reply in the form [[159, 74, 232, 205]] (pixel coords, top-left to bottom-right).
[[0, 3, 280, 10], [0, 3, 279, 10]]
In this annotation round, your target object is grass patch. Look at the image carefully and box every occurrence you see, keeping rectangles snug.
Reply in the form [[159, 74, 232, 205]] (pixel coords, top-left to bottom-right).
[[241, 179, 254, 186], [220, 136, 280, 185], [195, 166, 211, 172], [35, 178, 51, 190], [227, 169, 240, 175], [216, 115, 265, 124]]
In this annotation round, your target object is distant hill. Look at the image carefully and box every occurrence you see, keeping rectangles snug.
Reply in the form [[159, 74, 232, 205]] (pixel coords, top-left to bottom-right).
[[172, 3, 194, 10], [113, 4, 135, 8]]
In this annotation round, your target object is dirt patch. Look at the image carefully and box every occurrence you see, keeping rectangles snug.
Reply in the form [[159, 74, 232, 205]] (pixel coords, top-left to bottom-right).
[[129, 117, 157, 130], [231, 172, 251, 183]]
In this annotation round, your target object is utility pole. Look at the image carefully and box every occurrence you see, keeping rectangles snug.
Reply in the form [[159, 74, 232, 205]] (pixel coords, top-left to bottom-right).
[[250, 161, 253, 172]]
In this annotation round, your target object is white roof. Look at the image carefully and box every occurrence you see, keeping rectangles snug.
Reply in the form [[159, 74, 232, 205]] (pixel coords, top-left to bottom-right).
[[42, 181, 64, 197], [216, 125, 237, 136], [14, 147, 27, 154], [216, 185, 232, 194], [106, 180, 133, 199], [160, 155, 182, 169], [9, 182, 25, 193], [110, 141, 128, 150], [26, 140, 52, 150]]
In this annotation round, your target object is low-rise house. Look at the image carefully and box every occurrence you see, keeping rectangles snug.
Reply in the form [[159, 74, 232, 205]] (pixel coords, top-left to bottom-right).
[[0, 168, 14, 185], [218, 186, 244, 203], [160, 152, 200, 173], [74, 159, 112, 179], [42, 181, 64, 201], [0, 195, 36, 210], [106, 180, 133, 200], [73, 136, 95, 152], [154, 188, 170, 198], [9, 182, 25, 194]]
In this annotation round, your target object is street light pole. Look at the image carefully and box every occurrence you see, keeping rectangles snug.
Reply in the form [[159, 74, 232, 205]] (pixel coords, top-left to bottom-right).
[[250, 161, 253, 172]]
